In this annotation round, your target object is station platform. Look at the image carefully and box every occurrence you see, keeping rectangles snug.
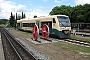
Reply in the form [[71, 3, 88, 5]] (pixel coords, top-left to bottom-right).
[[0, 33, 5, 60], [76, 32, 90, 36], [71, 30, 90, 36]]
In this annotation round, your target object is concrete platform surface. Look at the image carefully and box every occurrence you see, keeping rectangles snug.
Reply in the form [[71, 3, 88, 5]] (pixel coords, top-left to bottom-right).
[[0, 33, 5, 60]]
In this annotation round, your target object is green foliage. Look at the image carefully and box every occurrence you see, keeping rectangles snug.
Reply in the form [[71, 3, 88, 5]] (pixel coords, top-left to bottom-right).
[[9, 12, 15, 27], [9, 12, 26, 28], [17, 14, 22, 20], [49, 4, 90, 23], [83, 4, 90, 23], [0, 19, 8, 24], [22, 12, 24, 19], [16, 13, 18, 20], [33, 15, 37, 18], [16, 12, 26, 20], [71, 5, 86, 22], [22, 12, 26, 19], [70, 35, 90, 42], [23, 13, 26, 18], [50, 5, 72, 19], [56, 42, 90, 54]]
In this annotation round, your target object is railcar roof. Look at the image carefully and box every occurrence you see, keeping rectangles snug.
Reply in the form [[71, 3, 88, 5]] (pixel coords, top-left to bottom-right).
[[17, 15, 68, 21]]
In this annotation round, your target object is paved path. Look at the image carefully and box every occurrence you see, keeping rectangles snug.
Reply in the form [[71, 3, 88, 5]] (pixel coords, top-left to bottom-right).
[[0, 32, 5, 60]]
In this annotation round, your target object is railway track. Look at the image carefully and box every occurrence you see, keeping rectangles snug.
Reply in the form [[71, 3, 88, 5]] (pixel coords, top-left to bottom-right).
[[28, 36, 90, 47], [1, 28, 37, 60], [50, 37, 90, 47], [1, 28, 89, 60], [16, 28, 90, 47], [62, 38, 90, 47], [17, 28, 90, 46], [71, 29, 90, 37]]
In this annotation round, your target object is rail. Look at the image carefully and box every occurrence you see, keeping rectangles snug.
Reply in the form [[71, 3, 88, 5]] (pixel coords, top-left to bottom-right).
[[1, 28, 36, 60]]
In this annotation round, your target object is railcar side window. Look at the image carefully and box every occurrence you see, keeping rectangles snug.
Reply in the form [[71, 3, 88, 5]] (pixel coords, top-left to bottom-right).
[[29, 23, 35, 27], [23, 23, 29, 27], [53, 18, 56, 23], [41, 21, 52, 28], [41, 22, 48, 27]]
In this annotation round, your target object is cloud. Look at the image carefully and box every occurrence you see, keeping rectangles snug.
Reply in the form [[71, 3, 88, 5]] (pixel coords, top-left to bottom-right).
[[0, 0, 48, 19], [27, 0, 30, 2], [75, 0, 90, 5], [43, 0, 48, 2], [29, 4, 33, 6], [15, 4, 28, 12], [54, 0, 60, 3], [0, 0, 26, 19], [0, 0, 4, 2], [0, 7, 1, 12], [0, 0, 16, 18], [26, 9, 48, 18], [27, 0, 33, 6], [54, 0, 64, 4]]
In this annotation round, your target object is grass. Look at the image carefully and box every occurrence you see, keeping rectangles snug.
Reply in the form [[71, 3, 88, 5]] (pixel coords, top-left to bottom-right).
[[56, 42, 90, 58], [17, 30, 90, 58], [57, 42, 90, 53], [16, 32, 90, 57], [19, 30, 42, 38], [56, 34, 90, 58], [70, 35, 90, 42], [21, 31, 33, 37]]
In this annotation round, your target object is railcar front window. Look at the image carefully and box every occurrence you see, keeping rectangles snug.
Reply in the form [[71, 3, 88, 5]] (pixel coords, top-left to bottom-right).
[[57, 16, 70, 27]]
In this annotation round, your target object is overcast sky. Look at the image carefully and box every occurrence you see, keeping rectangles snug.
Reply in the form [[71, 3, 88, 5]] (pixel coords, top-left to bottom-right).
[[0, 0, 90, 19]]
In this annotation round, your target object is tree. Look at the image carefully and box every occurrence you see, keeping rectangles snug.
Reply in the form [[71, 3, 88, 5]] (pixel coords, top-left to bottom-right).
[[49, 5, 72, 18], [14, 12, 18, 28], [21, 12, 26, 19], [49, 4, 90, 23], [71, 4, 90, 23], [83, 4, 90, 23], [49, 6, 60, 15], [9, 12, 15, 27], [0, 19, 8, 25], [17, 14, 22, 20], [23, 13, 26, 18], [22, 12, 24, 19], [71, 5, 85, 22], [33, 15, 37, 18], [16, 13, 18, 20]]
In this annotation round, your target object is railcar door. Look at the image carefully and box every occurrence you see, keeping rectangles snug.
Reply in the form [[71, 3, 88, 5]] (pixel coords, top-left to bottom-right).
[[36, 20, 40, 28], [41, 21, 52, 28]]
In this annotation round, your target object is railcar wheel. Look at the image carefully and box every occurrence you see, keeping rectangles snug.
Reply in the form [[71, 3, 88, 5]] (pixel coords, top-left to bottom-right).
[[32, 24, 39, 40], [42, 24, 49, 39]]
